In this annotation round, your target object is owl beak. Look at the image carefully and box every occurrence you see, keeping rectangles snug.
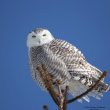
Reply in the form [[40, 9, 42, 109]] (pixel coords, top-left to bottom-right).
[[38, 40, 41, 44], [37, 39, 41, 44], [35, 36, 41, 44]]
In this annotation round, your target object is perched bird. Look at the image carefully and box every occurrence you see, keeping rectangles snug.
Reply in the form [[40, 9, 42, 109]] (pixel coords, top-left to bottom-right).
[[27, 28, 109, 102]]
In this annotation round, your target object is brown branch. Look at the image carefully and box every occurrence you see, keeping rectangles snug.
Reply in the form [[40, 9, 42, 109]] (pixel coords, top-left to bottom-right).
[[63, 86, 68, 110], [37, 64, 107, 110], [67, 71, 107, 104], [56, 80, 64, 110], [37, 64, 59, 106]]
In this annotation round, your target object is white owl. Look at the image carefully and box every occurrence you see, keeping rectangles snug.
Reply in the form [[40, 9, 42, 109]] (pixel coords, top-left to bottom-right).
[[27, 28, 109, 102]]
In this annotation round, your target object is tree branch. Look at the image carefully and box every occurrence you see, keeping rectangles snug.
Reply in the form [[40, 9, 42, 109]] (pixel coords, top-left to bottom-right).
[[67, 71, 107, 104], [37, 64, 107, 110], [56, 80, 64, 110], [63, 86, 68, 110], [37, 64, 59, 106]]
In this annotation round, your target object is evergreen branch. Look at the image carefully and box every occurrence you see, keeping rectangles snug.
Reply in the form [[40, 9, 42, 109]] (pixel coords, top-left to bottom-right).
[[67, 71, 107, 104]]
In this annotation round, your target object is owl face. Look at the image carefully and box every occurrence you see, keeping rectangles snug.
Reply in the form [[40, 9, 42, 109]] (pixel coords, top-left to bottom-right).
[[27, 28, 54, 47]]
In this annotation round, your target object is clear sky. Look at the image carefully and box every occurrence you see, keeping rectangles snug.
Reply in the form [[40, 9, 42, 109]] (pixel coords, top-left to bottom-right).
[[0, 0, 110, 110]]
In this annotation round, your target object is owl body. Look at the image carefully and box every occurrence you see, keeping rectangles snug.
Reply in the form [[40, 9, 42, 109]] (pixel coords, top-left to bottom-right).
[[27, 28, 109, 102], [29, 44, 71, 89]]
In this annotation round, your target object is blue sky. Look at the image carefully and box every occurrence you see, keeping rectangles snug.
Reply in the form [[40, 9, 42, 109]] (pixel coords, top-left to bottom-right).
[[0, 0, 110, 110]]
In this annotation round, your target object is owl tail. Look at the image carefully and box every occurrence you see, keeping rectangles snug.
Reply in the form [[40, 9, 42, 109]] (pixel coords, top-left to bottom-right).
[[68, 80, 109, 103]]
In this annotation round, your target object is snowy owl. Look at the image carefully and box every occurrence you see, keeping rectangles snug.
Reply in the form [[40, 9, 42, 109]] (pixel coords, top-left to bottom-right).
[[27, 28, 109, 102]]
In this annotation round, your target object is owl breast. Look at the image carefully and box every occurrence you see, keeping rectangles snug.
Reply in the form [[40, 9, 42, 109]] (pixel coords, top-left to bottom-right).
[[29, 45, 70, 90]]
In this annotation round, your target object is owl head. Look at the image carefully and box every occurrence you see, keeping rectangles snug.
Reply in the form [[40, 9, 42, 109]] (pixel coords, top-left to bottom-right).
[[27, 28, 54, 48]]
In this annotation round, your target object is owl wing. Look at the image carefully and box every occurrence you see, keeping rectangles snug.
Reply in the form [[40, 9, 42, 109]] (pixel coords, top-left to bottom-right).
[[49, 40, 89, 68], [49, 39, 85, 62], [48, 39, 109, 101], [49, 39, 103, 84]]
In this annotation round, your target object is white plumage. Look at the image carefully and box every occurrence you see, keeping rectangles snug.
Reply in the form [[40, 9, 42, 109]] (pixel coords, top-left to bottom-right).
[[27, 28, 109, 102]]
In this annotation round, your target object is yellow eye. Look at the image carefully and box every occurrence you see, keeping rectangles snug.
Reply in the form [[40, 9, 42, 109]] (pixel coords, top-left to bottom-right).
[[42, 34, 46, 37], [32, 35, 36, 38]]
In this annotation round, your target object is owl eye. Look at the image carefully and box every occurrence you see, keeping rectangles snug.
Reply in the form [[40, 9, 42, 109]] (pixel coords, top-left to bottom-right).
[[42, 34, 46, 36], [32, 35, 36, 38]]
